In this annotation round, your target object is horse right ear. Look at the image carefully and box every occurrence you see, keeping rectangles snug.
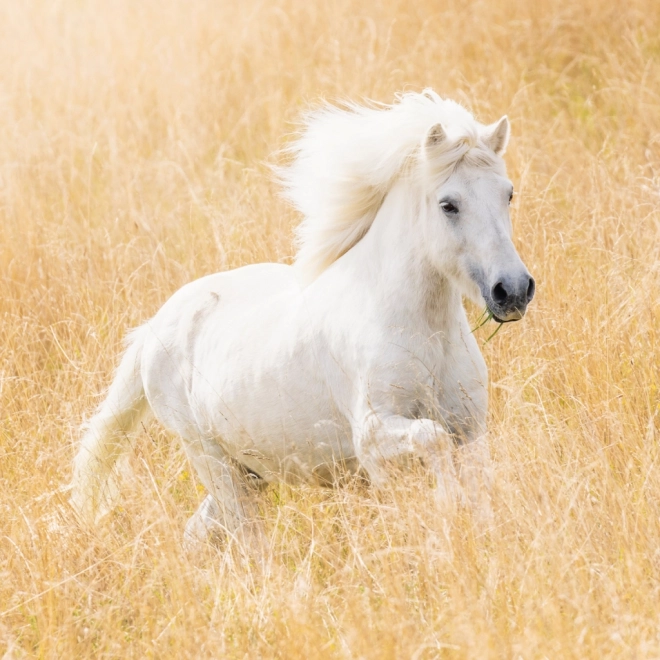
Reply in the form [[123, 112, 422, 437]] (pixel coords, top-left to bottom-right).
[[423, 123, 447, 159], [482, 115, 510, 155]]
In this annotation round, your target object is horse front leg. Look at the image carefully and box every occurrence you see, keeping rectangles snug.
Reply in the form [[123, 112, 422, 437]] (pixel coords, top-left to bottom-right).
[[456, 435, 494, 524], [353, 415, 462, 504]]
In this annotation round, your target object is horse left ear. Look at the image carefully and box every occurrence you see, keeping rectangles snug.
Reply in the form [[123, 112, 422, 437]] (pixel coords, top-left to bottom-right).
[[423, 123, 448, 160], [482, 116, 510, 156]]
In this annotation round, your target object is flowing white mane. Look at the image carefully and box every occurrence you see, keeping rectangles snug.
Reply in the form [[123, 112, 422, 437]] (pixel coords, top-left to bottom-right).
[[280, 89, 502, 281]]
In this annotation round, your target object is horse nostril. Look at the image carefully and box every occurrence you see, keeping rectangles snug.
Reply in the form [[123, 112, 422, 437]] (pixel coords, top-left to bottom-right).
[[526, 277, 535, 302], [492, 282, 508, 304]]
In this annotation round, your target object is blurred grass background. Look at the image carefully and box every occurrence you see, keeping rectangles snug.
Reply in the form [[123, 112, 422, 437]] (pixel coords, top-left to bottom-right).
[[0, 0, 659, 657]]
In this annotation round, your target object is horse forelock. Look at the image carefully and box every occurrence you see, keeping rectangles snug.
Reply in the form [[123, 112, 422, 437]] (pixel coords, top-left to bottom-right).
[[280, 90, 501, 282], [423, 137, 501, 187]]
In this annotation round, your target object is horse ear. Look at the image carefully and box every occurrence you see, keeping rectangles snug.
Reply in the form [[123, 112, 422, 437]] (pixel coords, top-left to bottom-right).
[[423, 123, 447, 159], [482, 115, 510, 155]]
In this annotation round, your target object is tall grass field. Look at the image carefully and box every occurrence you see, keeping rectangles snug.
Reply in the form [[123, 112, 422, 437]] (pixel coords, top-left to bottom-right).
[[1, 0, 659, 657]]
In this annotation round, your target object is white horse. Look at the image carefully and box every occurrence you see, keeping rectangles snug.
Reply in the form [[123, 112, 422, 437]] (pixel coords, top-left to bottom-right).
[[71, 89, 535, 544]]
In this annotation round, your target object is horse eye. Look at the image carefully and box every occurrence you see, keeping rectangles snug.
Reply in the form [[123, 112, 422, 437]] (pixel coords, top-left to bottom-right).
[[440, 201, 459, 215], [508, 191, 514, 204]]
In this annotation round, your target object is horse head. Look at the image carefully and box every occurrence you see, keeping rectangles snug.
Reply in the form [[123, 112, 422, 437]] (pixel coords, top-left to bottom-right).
[[420, 112, 535, 322]]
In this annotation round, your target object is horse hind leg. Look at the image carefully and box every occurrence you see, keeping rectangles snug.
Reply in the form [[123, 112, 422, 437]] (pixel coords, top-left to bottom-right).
[[183, 448, 264, 551], [71, 325, 152, 523]]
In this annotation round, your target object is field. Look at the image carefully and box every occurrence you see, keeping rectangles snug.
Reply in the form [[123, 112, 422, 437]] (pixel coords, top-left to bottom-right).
[[1, 0, 659, 657]]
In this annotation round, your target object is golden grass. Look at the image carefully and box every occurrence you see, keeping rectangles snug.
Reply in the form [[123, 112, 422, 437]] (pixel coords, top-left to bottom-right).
[[1, 0, 659, 656]]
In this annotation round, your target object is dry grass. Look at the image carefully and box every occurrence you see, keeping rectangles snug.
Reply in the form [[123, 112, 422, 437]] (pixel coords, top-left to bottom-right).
[[1, 0, 659, 657]]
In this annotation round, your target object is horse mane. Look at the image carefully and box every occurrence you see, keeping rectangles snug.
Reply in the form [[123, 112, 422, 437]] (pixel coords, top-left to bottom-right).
[[279, 89, 500, 282]]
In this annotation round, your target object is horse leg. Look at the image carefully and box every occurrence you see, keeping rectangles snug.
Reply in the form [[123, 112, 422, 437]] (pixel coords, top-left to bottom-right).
[[184, 494, 224, 545], [182, 443, 263, 550], [354, 414, 462, 504], [456, 436, 494, 524]]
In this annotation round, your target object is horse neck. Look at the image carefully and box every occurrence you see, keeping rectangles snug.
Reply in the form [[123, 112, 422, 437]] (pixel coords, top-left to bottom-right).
[[346, 181, 463, 333]]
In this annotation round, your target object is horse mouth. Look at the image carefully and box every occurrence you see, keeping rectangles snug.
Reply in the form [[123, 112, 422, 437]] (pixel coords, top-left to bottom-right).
[[490, 308, 524, 324]]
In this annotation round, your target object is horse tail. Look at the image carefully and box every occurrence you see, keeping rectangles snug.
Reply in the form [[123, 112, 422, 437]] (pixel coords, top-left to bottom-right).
[[71, 324, 152, 523]]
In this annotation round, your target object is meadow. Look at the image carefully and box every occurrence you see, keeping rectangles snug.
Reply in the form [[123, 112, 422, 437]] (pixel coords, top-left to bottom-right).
[[1, 0, 659, 657]]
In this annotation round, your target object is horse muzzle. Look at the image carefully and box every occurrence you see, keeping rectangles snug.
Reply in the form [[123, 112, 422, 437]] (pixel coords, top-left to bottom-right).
[[487, 273, 535, 323]]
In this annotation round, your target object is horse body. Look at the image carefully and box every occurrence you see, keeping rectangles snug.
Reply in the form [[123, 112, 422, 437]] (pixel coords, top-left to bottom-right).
[[142, 180, 486, 485], [71, 90, 534, 542], [142, 262, 358, 487]]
